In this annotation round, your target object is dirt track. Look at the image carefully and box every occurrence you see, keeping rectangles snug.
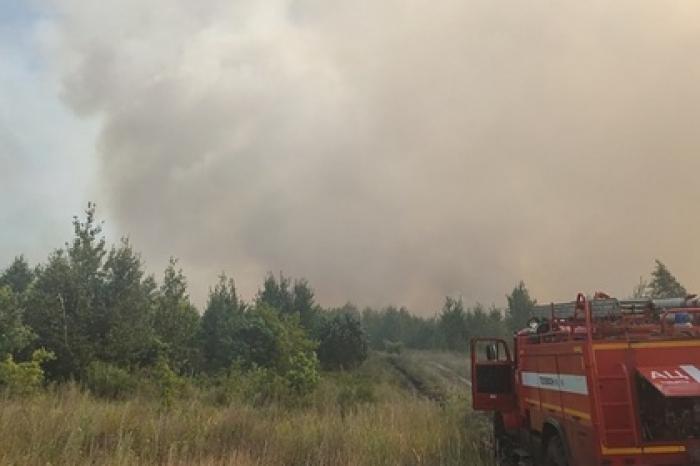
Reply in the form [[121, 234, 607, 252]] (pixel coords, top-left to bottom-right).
[[384, 350, 472, 402], [428, 361, 471, 387]]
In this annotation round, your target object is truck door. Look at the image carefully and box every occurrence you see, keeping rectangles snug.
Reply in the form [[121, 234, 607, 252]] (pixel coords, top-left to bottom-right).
[[471, 338, 516, 411]]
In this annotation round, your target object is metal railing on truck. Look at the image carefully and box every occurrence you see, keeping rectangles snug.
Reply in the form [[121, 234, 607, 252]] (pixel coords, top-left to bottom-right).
[[531, 296, 700, 320]]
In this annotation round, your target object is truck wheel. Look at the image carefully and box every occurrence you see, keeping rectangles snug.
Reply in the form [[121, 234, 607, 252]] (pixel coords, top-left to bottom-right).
[[493, 414, 515, 466], [494, 438, 517, 466], [544, 435, 567, 466]]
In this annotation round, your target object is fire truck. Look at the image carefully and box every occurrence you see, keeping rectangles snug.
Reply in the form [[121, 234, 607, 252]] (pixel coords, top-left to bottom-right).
[[471, 293, 700, 466]]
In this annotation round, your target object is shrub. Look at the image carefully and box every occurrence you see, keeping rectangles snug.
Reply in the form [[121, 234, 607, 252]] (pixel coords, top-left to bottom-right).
[[284, 351, 320, 395], [243, 367, 291, 405], [237, 305, 320, 398], [201, 304, 322, 406], [208, 352, 320, 406], [0, 349, 54, 396], [85, 361, 136, 400]]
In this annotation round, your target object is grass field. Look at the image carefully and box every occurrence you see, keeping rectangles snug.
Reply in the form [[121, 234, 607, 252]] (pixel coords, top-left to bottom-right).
[[0, 351, 493, 465]]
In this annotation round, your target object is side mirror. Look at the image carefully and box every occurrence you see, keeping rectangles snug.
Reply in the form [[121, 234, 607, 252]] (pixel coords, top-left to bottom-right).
[[486, 343, 498, 361]]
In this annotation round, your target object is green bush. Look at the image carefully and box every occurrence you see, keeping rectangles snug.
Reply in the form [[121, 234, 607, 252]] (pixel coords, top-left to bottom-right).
[[0, 349, 54, 396], [149, 357, 185, 407], [284, 351, 320, 395], [243, 367, 290, 405], [233, 305, 321, 402], [209, 352, 320, 406], [85, 361, 136, 400]]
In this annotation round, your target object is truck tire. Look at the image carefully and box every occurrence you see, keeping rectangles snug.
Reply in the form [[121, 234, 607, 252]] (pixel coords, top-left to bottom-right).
[[493, 413, 516, 466], [544, 435, 568, 466], [494, 435, 513, 466]]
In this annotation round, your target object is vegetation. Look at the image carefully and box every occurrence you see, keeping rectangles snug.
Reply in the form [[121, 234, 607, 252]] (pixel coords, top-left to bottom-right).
[[316, 312, 368, 370], [0, 349, 54, 396], [0, 205, 691, 465], [630, 259, 688, 299], [0, 285, 34, 358], [0, 204, 533, 386], [647, 259, 688, 299], [0, 353, 493, 466], [361, 298, 510, 353], [505, 281, 537, 334]]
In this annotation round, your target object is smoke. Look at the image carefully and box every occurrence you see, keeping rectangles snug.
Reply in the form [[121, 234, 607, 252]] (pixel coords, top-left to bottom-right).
[[42, 0, 700, 310]]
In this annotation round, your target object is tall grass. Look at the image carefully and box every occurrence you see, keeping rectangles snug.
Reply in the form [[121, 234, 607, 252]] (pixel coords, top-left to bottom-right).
[[0, 353, 492, 465]]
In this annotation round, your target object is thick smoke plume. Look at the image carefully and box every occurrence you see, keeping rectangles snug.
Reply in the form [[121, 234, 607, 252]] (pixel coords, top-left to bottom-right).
[[44, 0, 700, 310]]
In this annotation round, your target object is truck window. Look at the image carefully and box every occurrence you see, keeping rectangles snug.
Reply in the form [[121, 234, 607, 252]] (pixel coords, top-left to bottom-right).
[[474, 340, 510, 363], [473, 340, 513, 394]]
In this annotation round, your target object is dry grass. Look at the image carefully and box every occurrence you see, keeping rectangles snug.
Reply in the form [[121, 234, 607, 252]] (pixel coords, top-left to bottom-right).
[[0, 353, 492, 466]]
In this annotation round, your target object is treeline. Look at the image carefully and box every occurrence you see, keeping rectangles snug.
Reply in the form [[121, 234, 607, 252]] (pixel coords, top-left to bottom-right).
[[353, 260, 689, 353], [357, 282, 536, 353], [0, 205, 532, 397], [0, 206, 368, 398], [0, 205, 690, 396]]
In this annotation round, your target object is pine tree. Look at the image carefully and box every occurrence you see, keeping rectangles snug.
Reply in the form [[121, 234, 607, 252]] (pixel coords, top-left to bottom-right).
[[200, 274, 242, 371], [100, 238, 158, 367], [257, 273, 319, 330], [154, 258, 200, 373], [292, 279, 319, 329], [0, 286, 34, 357], [24, 204, 160, 378], [316, 312, 368, 370], [648, 260, 687, 299], [0, 256, 34, 294], [506, 281, 536, 333], [257, 272, 293, 314], [438, 296, 467, 352], [24, 204, 107, 379], [24, 250, 76, 379]]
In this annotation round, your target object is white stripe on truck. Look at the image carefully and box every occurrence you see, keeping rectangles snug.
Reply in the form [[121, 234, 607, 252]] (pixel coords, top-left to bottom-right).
[[680, 365, 700, 383], [521, 371, 589, 395]]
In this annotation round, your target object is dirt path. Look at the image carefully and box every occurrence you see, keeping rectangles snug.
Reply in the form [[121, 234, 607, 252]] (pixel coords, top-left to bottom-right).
[[386, 356, 446, 402], [384, 351, 472, 402]]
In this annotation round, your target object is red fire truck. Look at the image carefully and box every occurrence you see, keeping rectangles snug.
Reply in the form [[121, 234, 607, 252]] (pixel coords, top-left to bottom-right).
[[471, 293, 700, 466]]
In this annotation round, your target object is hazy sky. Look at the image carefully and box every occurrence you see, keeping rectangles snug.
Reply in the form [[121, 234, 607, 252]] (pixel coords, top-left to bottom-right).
[[2, 1, 700, 312]]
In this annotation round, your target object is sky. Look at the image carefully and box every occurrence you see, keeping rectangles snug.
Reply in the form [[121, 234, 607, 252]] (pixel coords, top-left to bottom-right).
[[0, 0, 99, 263], [2, 0, 700, 313]]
